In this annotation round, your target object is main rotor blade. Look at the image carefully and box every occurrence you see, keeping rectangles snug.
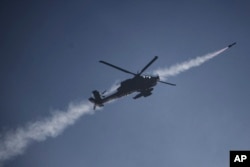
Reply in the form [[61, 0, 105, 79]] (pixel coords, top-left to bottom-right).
[[139, 56, 158, 75], [99, 60, 137, 76], [158, 80, 176, 86]]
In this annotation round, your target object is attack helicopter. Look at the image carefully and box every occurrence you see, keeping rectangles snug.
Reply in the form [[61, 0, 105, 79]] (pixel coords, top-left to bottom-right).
[[89, 56, 175, 109]]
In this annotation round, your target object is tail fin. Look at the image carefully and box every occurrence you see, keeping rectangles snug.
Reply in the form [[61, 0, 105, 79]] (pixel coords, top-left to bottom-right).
[[88, 90, 104, 110], [92, 90, 102, 101]]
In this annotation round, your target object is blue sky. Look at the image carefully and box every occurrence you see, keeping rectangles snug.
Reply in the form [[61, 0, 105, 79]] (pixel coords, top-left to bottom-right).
[[1, 0, 250, 167]]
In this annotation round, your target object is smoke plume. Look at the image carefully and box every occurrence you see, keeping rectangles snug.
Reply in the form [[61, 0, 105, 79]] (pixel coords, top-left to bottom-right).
[[104, 80, 120, 95], [153, 47, 228, 80], [0, 101, 94, 164], [0, 46, 229, 165]]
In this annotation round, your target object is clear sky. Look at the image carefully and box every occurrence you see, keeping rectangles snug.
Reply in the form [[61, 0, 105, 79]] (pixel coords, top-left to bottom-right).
[[1, 0, 250, 167]]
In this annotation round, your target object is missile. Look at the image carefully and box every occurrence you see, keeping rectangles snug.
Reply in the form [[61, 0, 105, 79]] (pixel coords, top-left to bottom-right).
[[228, 42, 236, 48]]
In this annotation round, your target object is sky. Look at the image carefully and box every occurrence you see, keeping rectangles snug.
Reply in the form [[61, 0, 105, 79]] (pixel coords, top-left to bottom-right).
[[0, 0, 250, 166]]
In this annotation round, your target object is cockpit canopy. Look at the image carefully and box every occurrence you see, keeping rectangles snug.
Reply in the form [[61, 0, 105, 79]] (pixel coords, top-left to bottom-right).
[[142, 75, 160, 80], [142, 75, 152, 79]]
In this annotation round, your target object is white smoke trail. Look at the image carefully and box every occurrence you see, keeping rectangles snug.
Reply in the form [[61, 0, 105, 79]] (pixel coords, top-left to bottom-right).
[[0, 101, 94, 164], [0, 46, 229, 165], [153, 47, 228, 80], [104, 80, 120, 95]]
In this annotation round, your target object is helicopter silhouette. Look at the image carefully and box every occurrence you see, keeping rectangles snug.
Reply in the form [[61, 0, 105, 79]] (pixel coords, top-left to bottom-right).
[[89, 56, 175, 109]]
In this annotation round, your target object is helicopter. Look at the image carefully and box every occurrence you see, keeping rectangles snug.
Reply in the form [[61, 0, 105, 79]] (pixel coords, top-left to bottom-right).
[[89, 56, 176, 110]]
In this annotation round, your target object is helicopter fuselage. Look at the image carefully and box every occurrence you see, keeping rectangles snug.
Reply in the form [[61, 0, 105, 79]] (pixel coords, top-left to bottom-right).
[[88, 56, 175, 109], [118, 75, 159, 93]]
